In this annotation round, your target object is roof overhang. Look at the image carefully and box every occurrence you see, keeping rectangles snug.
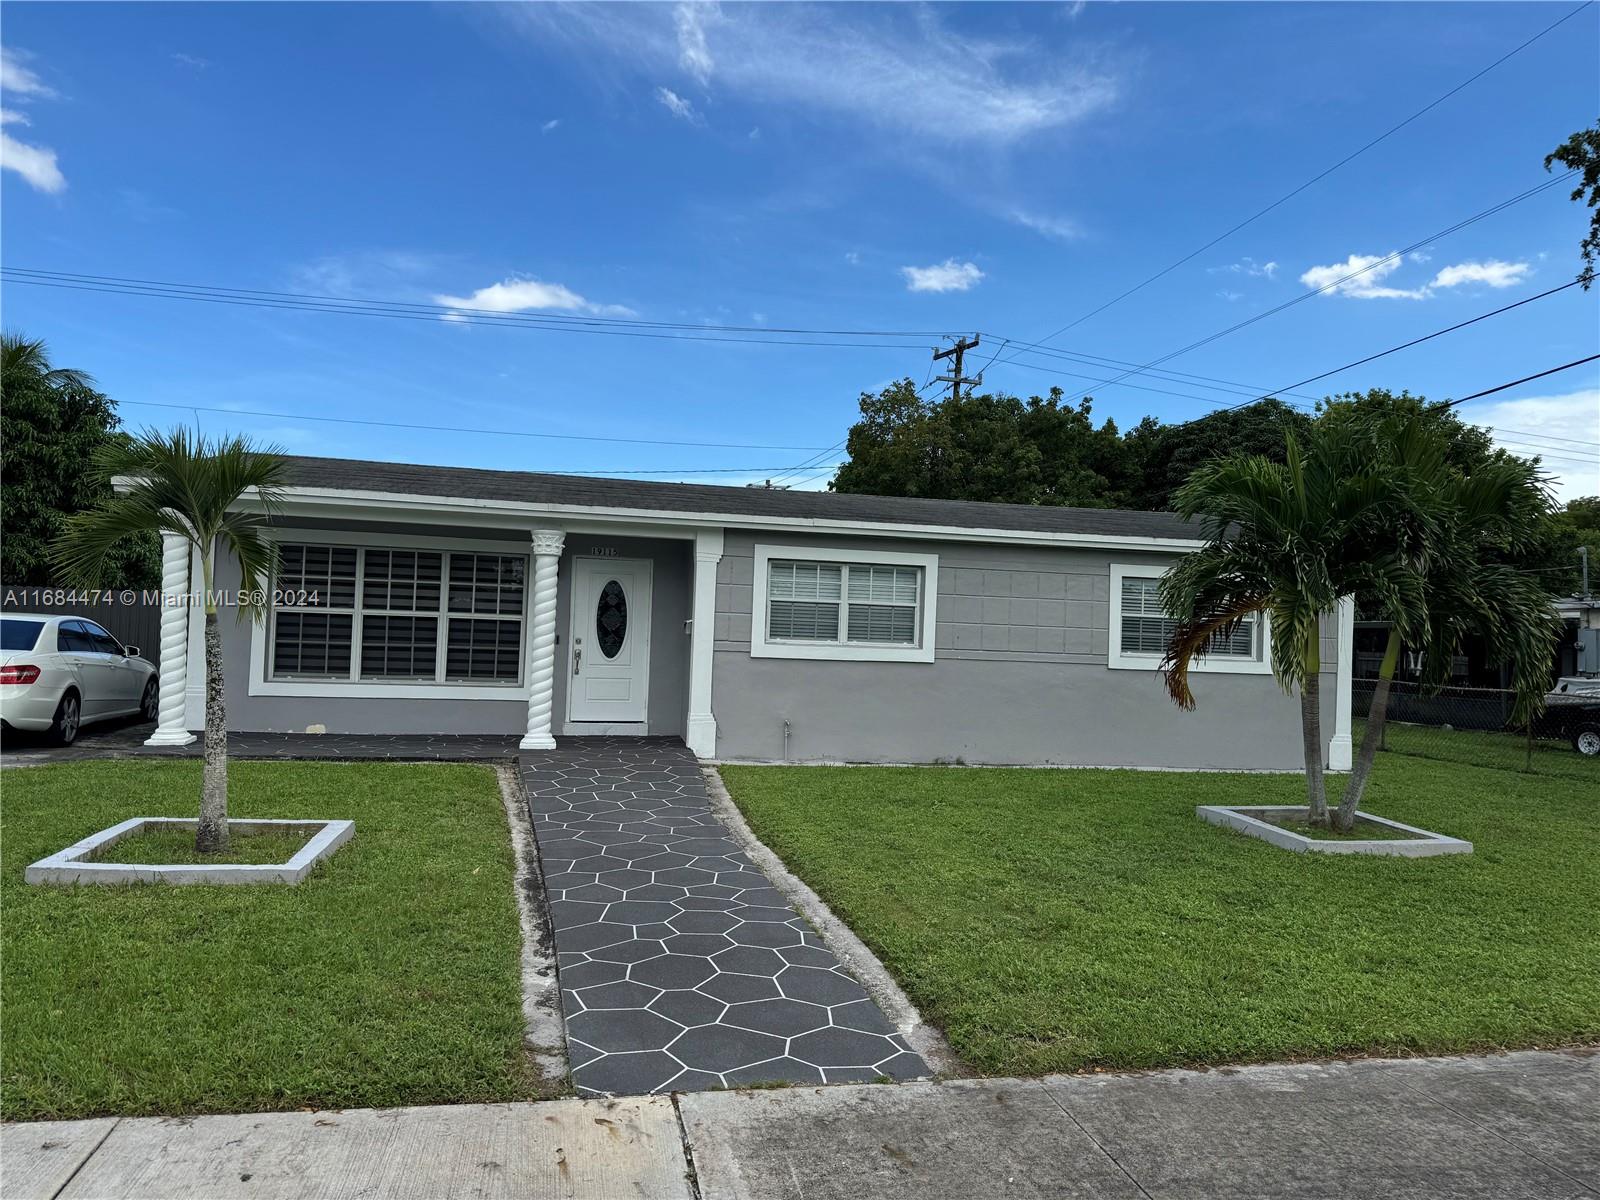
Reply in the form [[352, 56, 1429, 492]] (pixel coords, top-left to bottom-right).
[[243, 484, 1208, 554]]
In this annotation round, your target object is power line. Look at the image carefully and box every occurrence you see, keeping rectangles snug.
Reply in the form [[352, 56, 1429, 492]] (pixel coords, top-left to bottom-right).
[[764, 438, 849, 487], [0, 266, 956, 339], [115, 399, 833, 451], [993, 1, 1592, 363], [0, 271, 946, 351], [988, 342, 1600, 456], [1441, 355, 1600, 408], [1212, 278, 1594, 413], [1063, 173, 1577, 392], [1000, 340, 1302, 402]]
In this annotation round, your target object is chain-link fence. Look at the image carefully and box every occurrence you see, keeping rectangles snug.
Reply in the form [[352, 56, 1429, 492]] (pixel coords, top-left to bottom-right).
[[1352, 679, 1600, 779]]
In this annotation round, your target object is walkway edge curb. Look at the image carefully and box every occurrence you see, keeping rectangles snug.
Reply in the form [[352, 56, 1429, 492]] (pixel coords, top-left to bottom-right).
[[495, 764, 569, 1092], [701, 765, 962, 1077]]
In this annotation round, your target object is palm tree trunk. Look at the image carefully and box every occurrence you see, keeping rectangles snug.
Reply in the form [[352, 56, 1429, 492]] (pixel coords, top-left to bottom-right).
[[196, 566, 229, 854], [1300, 627, 1328, 827], [1335, 626, 1400, 831]]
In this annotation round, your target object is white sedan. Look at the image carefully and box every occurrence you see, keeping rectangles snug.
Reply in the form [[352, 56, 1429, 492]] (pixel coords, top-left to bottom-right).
[[0, 614, 159, 745]]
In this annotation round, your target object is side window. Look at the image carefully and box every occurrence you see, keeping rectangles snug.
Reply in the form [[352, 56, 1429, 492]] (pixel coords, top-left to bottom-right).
[[56, 621, 95, 653], [82, 621, 125, 655]]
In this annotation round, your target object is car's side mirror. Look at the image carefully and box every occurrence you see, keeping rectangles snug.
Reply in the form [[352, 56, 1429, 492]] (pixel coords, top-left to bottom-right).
[[123, 646, 140, 658]]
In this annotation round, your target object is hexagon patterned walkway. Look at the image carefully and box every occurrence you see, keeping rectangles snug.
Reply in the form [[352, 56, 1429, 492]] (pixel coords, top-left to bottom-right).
[[520, 738, 928, 1096]]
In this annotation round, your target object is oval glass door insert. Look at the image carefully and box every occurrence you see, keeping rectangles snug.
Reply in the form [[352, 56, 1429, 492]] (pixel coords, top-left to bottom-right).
[[596, 579, 628, 658]]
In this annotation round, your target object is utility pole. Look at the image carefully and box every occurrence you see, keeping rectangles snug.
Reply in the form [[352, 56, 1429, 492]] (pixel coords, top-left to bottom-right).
[[933, 334, 982, 403]]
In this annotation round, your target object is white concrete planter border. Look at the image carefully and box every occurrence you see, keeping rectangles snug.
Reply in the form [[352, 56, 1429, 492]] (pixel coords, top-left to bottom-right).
[[1196, 805, 1471, 858], [25, 817, 354, 886]]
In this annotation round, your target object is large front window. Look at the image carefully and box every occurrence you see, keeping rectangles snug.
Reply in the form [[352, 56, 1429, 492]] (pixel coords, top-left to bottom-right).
[[751, 544, 938, 663], [269, 544, 526, 685]]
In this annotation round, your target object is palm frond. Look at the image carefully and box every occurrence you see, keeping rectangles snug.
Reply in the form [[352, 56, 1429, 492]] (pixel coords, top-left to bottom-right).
[[1160, 594, 1267, 709]]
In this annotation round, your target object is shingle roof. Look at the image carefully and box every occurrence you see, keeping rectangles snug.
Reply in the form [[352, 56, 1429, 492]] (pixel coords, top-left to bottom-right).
[[280, 455, 1200, 541]]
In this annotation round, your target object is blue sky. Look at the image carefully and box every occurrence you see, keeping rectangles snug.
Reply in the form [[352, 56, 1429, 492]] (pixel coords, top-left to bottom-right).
[[3, 1, 1597, 498]]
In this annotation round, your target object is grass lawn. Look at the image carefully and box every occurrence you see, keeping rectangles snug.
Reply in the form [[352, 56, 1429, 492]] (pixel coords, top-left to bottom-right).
[[1355, 718, 1597, 782], [1256, 812, 1412, 840], [92, 827, 313, 865], [1, 759, 534, 1121], [721, 754, 1600, 1078]]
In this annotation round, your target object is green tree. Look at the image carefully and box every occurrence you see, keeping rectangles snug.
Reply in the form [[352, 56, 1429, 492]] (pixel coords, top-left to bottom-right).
[[1158, 413, 1430, 826], [54, 431, 287, 854], [1123, 398, 1312, 510], [0, 334, 159, 588], [1325, 403, 1560, 824], [832, 380, 1137, 507], [1546, 120, 1600, 288], [1547, 496, 1600, 594]]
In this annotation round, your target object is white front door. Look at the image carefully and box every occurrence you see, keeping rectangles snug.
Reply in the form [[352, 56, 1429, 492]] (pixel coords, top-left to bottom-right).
[[568, 557, 653, 724]]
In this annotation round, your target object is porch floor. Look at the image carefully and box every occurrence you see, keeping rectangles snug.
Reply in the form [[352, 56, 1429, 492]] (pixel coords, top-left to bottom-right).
[[521, 738, 928, 1095]]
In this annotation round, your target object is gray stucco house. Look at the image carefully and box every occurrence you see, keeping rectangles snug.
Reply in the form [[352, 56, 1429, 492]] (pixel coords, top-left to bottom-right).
[[141, 455, 1355, 771]]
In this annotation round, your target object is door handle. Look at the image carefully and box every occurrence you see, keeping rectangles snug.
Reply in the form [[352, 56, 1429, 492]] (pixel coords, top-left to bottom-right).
[[573, 647, 582, 676]]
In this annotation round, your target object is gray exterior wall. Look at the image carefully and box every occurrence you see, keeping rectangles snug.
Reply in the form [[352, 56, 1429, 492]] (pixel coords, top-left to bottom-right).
[[205, 514, 1339, 769], [711, 529, 1338, 769], [212, 524, 690, 737]]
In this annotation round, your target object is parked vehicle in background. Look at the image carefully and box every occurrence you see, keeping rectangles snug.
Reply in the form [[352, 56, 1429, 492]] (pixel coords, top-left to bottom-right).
[[0, 614, 158, 745], [1534, 678, 1600, 756]]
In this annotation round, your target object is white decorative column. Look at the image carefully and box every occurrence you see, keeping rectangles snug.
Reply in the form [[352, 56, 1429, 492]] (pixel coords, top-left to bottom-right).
[[145, 524, 197, 746], [520, 529, 566, 750], [1328, 595, 1355, 771], [685, 527, 724, 759], [183, 541, 207, 732]]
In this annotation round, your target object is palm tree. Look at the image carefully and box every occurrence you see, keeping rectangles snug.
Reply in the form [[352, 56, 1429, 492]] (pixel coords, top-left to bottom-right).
[[1339, 448, 1560, 825], [2, 332, 94, 391], [54, 430, 287, 854], [1158, 415, 1421, 826]]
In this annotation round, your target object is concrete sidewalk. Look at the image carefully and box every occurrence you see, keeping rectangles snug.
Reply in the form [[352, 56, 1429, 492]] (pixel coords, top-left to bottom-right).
[[5, 1049, 1595, 1199]]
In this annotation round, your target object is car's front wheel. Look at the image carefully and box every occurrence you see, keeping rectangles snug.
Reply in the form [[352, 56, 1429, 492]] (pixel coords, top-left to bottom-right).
[[141, 677, 159, 722], [1574, 725, 1600, 757], [51, 692, 81, 747]]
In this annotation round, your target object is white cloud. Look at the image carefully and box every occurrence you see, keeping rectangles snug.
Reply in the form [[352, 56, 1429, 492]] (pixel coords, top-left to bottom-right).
[[1216, 289, 1244, 302], [1007, 209, 1082, 241], [1300, 252, 1428, 300], [1211, 256, 1278, 279], [433, 275, 636, 318], [1, 124, 65, 192], [655, 86, 700, 123], [844, 251, 861, 265], [503, 4, 1118, 145], [674, 3, 715, 85], [294, 249, 443, 296], [1302, 252, 1535, 300], [172, 52, 210, 69], [1429, 259, 1530, 290], [540, 118, 560, 133], [901, 259, 984, 293], [1461, 389, 1600, 504], [0, 50, 64, 192], [1, 48, 55, 97]]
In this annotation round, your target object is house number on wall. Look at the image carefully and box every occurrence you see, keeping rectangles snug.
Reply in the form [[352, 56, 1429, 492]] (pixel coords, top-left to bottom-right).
[[589, 547, 618, 557]]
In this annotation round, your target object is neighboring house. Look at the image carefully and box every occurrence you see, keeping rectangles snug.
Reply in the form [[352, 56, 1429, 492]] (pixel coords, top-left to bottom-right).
[[142, 456, 1355, 771], [1555, 594, 1599, 679]]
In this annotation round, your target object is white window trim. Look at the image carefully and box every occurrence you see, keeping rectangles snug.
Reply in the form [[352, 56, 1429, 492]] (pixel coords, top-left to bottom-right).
[[751, 543, 938, 663], [247, 530, 534, 700], [1107, 562, 1272, 675]]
